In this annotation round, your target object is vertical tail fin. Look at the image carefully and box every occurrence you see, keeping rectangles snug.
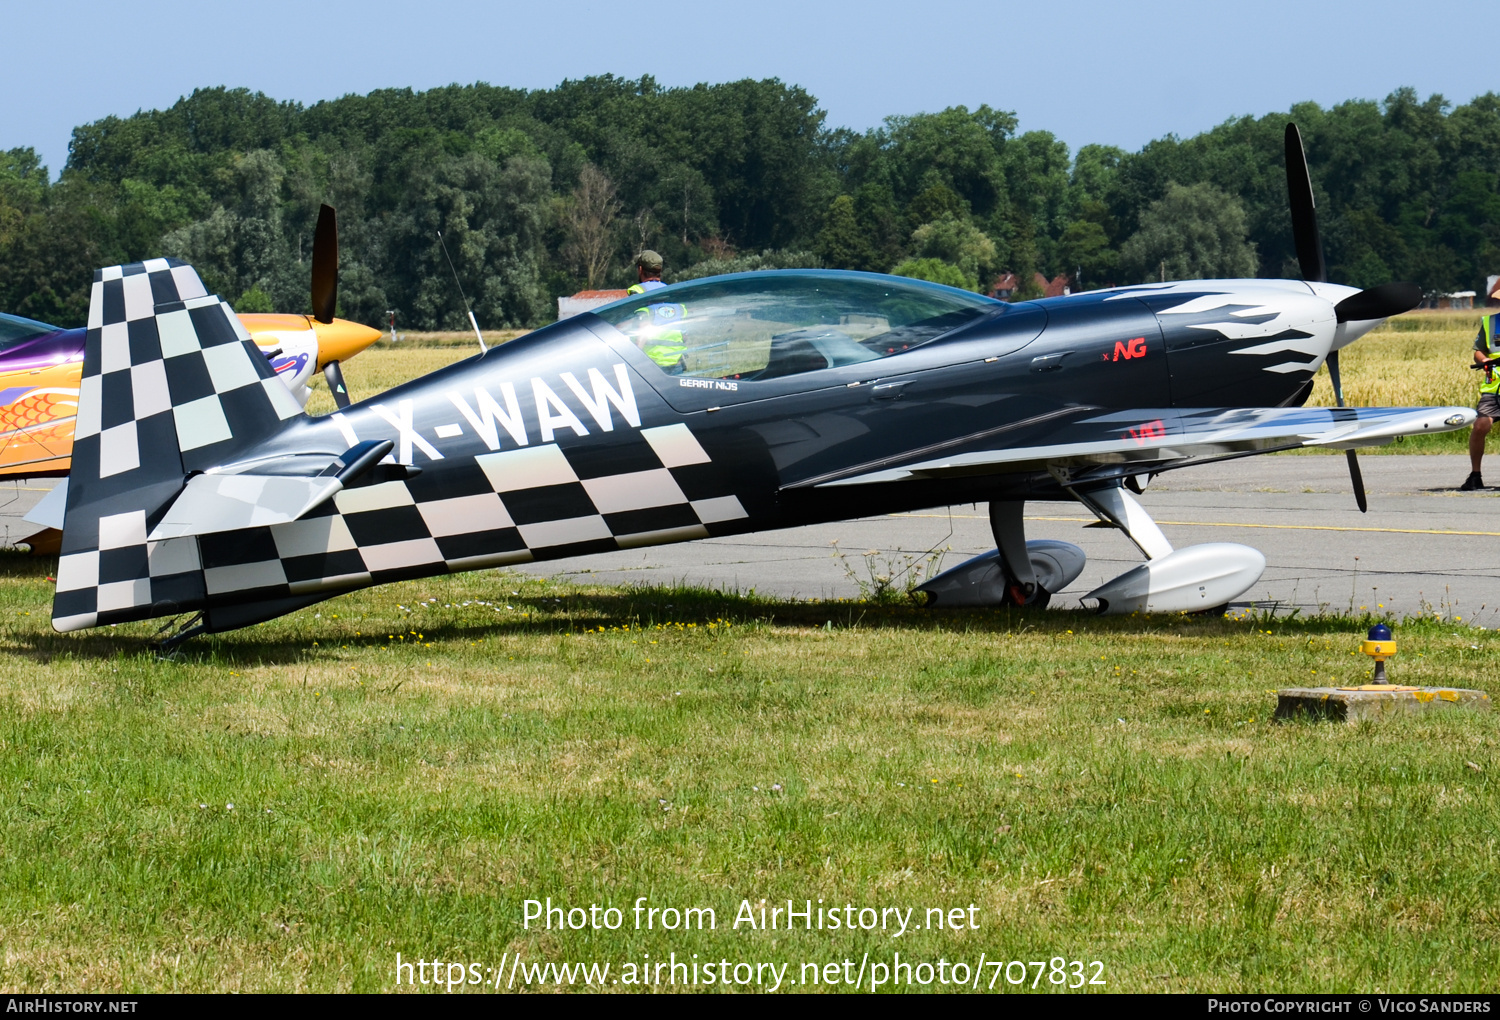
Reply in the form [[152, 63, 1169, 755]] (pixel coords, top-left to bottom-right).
[[52, 259, 304, 632]]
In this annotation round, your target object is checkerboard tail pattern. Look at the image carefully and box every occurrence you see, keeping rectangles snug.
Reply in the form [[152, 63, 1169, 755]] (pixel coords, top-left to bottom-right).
[[52, 259, 303, 633], [176, 420, 753, 628]]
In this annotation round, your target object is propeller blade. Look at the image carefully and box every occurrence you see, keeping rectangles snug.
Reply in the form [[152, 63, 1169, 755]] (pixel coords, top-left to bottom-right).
[[1325, 351, 1368, 512], [324, 360, 351, 409], [311, 204, 338, 325], [1334, 281, 1423, 323], [1346, 449, 1368, 513], [1326, 349, 1345, 406], [1284, 123, 1326, 283]]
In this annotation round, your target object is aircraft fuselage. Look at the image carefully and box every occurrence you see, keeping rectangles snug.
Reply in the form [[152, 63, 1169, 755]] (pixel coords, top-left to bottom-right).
[[177, 279, 1348, 623]]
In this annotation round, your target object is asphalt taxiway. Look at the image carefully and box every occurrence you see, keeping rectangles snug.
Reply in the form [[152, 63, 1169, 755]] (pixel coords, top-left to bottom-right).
[[3, 454, 1496, 622], [512, 453, 1500, 623]]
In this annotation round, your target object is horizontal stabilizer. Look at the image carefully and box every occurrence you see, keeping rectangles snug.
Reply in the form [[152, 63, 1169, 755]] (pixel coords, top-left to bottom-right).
[[147, 473, 342, 540], [23, 480, 68, 530], [147, 439, 394, 541]]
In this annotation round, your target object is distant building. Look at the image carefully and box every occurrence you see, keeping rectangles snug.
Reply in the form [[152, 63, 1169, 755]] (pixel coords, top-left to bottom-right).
[[989, 272, 1071, 301], [557, 289, 629, 320], [1425, 290, 1476, 311]]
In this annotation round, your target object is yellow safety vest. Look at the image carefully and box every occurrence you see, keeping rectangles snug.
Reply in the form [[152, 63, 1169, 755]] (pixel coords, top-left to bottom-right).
[[630, 295, 687, 368], [643, 337, 686, 367], [1483, 315, 1500, 394]]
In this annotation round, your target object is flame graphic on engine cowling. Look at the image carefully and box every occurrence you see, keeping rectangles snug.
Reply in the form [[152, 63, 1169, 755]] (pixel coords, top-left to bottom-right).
[[271, 352, 310, 377]]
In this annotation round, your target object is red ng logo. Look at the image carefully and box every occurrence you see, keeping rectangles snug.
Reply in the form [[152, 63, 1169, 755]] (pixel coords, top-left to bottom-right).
[[1127, 419, 1166, 445], [1111, 337, 1148, 361]]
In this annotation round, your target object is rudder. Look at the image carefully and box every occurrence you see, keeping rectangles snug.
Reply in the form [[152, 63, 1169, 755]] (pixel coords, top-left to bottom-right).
[[52, 259, 304, 632]]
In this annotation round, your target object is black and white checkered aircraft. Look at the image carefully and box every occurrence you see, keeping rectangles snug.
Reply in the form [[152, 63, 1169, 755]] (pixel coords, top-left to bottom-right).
[[46, 128, 1475, 638]]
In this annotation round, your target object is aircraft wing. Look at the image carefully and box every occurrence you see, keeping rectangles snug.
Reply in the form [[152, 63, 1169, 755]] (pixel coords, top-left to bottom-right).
[[796, 405, 1474, 488]]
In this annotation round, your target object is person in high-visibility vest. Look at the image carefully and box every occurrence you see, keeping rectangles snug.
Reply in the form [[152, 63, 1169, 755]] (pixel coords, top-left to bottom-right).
[[1463, 313, 1500, 490], [626, 250, 687, 369], [627, 250, 666, 296]]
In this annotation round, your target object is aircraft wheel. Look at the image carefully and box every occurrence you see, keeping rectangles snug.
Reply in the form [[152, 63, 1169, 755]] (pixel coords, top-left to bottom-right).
[[1003, 583, 1051, 609]]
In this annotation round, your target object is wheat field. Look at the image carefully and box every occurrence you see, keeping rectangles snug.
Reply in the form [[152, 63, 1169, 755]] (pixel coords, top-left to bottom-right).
[[1306, 311, 1482, 412]]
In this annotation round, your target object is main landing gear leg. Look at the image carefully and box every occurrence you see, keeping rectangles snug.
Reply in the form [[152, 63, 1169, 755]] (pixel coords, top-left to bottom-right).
[[991, 500, 1049, 607], [915, 506, 1086, 607], [1071, 486, 1174, 560]]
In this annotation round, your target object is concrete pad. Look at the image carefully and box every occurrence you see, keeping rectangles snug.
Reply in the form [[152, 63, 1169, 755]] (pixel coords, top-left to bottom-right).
[[1274, 685, 1493, 723]]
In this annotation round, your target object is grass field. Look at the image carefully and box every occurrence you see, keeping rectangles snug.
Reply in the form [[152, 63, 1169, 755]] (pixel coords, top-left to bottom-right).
[[0, 549, 1495, 993], [3, 310, 1496, 994]]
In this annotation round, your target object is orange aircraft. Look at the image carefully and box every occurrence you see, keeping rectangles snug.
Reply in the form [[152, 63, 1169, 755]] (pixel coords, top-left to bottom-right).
[[0, 206, 380, 478]]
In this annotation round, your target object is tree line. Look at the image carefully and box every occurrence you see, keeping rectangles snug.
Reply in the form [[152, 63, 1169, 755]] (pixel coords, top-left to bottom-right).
[[1, 78, 1497, 329]]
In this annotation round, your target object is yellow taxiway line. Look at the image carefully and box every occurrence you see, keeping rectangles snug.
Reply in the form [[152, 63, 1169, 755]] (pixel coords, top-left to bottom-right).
[[890, 512, 1500, 539]]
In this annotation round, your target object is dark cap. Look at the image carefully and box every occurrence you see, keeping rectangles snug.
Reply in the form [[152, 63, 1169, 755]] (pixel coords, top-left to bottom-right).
[[636, 249, 664, 273]]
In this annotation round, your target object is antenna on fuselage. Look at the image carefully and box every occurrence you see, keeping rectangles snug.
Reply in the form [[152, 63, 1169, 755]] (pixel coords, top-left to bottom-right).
[[436, 230, 488, 353]]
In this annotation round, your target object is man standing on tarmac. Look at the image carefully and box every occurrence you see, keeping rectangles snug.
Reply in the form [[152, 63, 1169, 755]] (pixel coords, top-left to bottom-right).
[[1462, 311, 1500, 490]]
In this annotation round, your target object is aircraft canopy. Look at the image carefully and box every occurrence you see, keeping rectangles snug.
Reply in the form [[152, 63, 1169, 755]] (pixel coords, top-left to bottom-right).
[[0, 312, 62, 350], [592, 270, 1000, 380]]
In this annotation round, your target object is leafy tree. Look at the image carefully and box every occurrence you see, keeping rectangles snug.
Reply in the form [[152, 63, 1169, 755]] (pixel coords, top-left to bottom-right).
[[235, 285, 274, 313], [852, 184, 906, 270], [1004, 215, 1043, 297], [12, 79, 1500, 329], [1000, 130, 1071, 250], [562, 164, 621, 289], [673, 249, 821, 282], [906, 184, 968, 229], [815, 195, 875, 271], [891, 256, 976, 291], [0, 148, 48, 247], [908, 214, 997, 287], [1118, 182, 1258, 282], [857, 106, 1014, 221], [1056, 220, 1116, 289]]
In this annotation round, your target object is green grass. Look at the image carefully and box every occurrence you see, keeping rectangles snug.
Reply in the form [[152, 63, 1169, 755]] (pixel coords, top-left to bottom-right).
[[0, 551, 1495, 992]]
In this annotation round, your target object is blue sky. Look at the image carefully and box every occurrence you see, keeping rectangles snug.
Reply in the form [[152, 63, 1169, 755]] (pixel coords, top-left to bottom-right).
[[4, 0, 1494, 174]]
